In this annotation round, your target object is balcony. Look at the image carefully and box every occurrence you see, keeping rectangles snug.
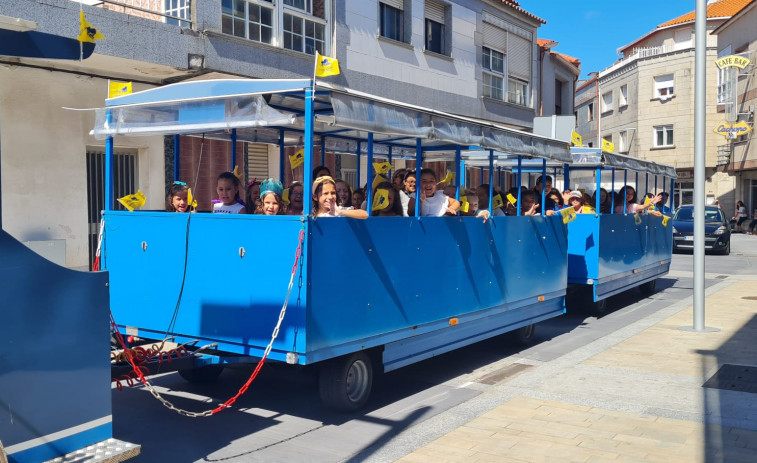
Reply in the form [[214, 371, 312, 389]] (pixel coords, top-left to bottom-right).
[[600, 44, 676, 77], [72, 0, 191, 27]]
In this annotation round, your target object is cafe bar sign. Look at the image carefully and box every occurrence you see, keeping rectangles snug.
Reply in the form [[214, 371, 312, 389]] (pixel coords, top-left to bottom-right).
[[715, 55, 751, 70], [713, 120, 751, 139]]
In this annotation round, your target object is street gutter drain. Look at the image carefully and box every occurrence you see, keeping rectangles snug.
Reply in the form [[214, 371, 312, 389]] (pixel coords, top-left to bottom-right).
[[703, 364, 757, 394]]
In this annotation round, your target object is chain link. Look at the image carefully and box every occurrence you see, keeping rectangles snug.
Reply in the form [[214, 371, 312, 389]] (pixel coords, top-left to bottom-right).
[[111, 221, 306, 417]]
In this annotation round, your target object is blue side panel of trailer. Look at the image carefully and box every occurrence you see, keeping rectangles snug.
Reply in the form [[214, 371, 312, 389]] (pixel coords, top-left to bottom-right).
[[0, 230, 111, 463]]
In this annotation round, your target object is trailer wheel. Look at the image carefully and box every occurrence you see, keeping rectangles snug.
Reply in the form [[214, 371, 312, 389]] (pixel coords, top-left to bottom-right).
[[319, 352, 373, 412], [178, 365, 224, 383], [639, 279, 657, 296], [508, 324, 536, 346], [592, 298, 608, 316]]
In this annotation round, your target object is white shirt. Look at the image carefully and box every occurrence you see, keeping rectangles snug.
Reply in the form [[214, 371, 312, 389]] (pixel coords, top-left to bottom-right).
[[421, 191, 449, 217], [399, 190, 415, 217], [213, 202, 245, 214]]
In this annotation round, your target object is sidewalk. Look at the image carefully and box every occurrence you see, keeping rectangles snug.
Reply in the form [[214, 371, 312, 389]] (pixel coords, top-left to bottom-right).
[[396, 276, 757, 463]]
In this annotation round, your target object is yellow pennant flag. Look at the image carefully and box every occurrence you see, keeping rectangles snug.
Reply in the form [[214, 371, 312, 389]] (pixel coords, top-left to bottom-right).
[[186, 188, 198, 209], [506, 193, 517, 205], [372, 174, 388, 191], [232, 165, 243, 180], [373, 162, 391, 175], [289, 149, 304, 169], [372, 189, 390, 211], [561, 207, 577, 224], [459, 196, 470, 213], [438, 171, 456, 185], [602, 139, 615, 153], [78, 11, 105, 43], [571, 130, 583, 147], [492, 194, 504, 209], [282, 188, 290, 204], [662, 215, 670, 227], [583, 205, 595, 214], [108, 81, 132, 99], [634, 213, 642, 225], [315, 51, 340, 77], [117, 190, 146, 212]]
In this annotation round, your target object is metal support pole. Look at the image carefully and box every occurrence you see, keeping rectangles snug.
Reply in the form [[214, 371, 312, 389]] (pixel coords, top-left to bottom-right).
[[517, 155, 522, 216], [455, 146, 462, 201], [388, 146, 393, 180], [173, 135, 180, 182], [366, 133, 374, 215], [303, 87, 314, 216], [623, 170, 628, 216], [230, 129, 237, 171], [104, 110, 114, 211], [541, 159, 547, 216], [611, 169, 615, 214], [488, 151, 494, 210], [645, 173, 649, 198], [564, 164, 570, 192], [356, 141, 362, 190], [414, 139, 422, 218], [596, 167, 602, 213], [670, 178, 675, 211], [279, 130, 285, 182]]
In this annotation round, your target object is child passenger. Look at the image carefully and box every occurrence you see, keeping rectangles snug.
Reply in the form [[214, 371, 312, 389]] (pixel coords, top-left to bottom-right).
[[460, 191, 490, 222], [213, 172, 246, 214], [244, 179, 261, 214], [313, 176, 368, 219], [286, 182, 304, 215], [407, 168, 460, 216], [255, 179, 286, 215], [335, 179, 353, 208], [166, 181, 192, 212], [373, 181, 403, 216]]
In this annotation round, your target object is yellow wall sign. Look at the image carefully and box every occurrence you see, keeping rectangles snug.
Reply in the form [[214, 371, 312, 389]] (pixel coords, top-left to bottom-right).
[[715, 55, 751, 70], [713, 120, 752, 138]]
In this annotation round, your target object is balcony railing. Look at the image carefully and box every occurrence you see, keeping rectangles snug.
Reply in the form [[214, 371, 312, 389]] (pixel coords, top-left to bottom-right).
[[74, 0, 191, 27], [600, 44, 677, 77]]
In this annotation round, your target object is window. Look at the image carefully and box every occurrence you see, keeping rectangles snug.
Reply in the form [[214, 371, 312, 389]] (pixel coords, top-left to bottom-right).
[[717, 46, 732, 104], [424, 1, 447, 55], [654, 74, 674, 99], [619, 130, 628, 153], [483, 46, 505, 100], [574, 111, 578, 127], [380, 2, 404, 42], [283, 13, 325, 54], [222, 0, 274, 43], [588, 103, 594, 121], [164, 0, 190, 26], [555, 80, 563, 115], [654, 125, 674, 147], [601, 91, 613, 112], [507, 77, 528, 106], [619, 85, 628, 107]]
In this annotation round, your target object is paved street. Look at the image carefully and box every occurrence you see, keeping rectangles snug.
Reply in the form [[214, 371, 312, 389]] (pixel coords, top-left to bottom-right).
[[112, 234, 757, 462]]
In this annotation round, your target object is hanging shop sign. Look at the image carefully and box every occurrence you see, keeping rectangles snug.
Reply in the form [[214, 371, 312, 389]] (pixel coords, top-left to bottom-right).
[[713, 120, 751, 138], [715, 55, 751, 70]]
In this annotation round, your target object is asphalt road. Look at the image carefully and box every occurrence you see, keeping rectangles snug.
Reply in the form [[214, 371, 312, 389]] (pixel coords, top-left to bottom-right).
[[112, 234, 756, 462]]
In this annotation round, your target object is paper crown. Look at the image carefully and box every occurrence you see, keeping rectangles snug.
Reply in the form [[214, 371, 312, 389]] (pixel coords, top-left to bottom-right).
[[260, 178, 284, 198]]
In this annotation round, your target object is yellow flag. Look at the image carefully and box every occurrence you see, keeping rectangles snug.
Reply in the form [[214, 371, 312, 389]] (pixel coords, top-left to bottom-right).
[[492, 194, 504, 209], [373, 162, 391, 175], [571, 130, 583, 147], [506, 193, 517, 205], [372, 174, 387, 191], [459, 196, 470, 213], [644, 196, 651, 205], [108, 81, 132, 98], [372, 189, 390, 211], [187, 188, 198, 209], [582, 205, 595, 214], [289, 149, 304, 169], [232, 165, 243, 180], [315, 52, 340, 77], [662, 215, 670, 227], [282, 188, 290, 204], [561, 207, 577, 224], [117, 190, 146, 212], [634, 213, 642, 225], [78, 11, 105, 43], [438, 171, 456, 185], [602, 139, 615, 153]]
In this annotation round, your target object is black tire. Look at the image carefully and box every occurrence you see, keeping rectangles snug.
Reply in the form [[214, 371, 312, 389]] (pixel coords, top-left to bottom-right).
[[639, 279, 657, 296], [508, 324, 536, 346], [722, 241, 731, 256], [592, 297, 608, 316], [178, 364, 224, 383], [319, 352, 373, 412]]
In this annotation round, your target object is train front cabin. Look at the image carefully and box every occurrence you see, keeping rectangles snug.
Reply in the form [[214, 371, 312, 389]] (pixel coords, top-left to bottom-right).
[[96, 79, 572, 411]]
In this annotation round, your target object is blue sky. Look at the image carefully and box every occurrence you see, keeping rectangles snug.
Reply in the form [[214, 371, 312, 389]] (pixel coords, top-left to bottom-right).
[[526, 1, 700, 79]]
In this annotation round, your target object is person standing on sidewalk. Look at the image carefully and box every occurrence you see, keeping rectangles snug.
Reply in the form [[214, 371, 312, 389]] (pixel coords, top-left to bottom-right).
[[732, 200, 747, 232]]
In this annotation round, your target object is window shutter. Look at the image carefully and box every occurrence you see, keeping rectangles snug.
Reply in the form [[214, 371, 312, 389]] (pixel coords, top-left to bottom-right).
[[483, 22, 506, 51], [381, 0, 404, 10], [507, 33, 531, 80], [425, 0, 445, 24], [247, 143, 270, 179]]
